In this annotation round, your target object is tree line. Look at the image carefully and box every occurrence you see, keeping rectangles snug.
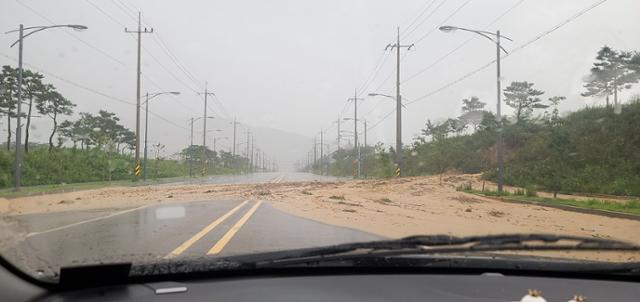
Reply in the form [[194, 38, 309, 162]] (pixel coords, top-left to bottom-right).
[[0, 65, 255, 188], [314, 46, 640, 196]]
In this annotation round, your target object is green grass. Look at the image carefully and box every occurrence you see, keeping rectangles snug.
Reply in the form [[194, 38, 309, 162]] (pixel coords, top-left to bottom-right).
[[463, 189, 640, 216]]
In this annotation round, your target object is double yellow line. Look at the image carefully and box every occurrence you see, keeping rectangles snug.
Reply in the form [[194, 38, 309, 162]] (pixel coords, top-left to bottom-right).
[[165, 200, 263, 258], [270, 174, 285, 183]]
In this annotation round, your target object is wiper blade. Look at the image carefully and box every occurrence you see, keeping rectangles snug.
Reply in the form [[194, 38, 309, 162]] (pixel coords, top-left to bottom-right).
[[257, 233, 640, 267]]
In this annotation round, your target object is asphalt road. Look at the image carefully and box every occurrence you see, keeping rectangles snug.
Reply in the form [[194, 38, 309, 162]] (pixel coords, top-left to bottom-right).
[[3, 173, 380, 277], [164, 171, 344, 186]]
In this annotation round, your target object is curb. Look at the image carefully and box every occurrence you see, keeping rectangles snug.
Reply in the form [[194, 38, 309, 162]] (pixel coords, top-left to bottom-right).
[[472, 193, 640, 221]]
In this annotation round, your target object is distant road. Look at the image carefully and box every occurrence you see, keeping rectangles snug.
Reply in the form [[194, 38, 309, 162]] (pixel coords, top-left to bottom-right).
[[162, 172, 345, 186]]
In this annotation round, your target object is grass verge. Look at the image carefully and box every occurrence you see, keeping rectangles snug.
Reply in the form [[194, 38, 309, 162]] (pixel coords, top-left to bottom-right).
[[461, 188, 640, 217]]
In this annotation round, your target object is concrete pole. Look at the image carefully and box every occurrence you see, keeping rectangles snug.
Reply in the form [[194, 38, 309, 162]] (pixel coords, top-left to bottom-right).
[[14, 24, 24, 190], [232, 117, 237, 156], [395, 27, 402, 177], [143, 92, 149, 181], [496, 30, 504, 193], [320, 130, 324, 175], [189, 118, 194, 177], [202, 86, 208, 176]]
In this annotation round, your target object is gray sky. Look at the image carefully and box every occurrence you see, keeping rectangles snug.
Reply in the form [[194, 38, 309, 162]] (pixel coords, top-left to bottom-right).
[[1, 0, 639, 166]]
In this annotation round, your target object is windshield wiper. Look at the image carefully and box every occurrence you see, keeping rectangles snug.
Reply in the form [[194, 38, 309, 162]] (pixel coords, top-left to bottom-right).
[[256, 233, 640, 267]]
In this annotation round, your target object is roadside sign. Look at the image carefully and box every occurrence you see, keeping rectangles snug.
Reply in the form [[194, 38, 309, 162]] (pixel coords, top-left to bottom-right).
[[134, 163, 141, 177]]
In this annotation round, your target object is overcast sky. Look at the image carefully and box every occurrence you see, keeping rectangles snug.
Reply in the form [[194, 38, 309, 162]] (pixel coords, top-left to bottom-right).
[[1, 0, 639, 164]]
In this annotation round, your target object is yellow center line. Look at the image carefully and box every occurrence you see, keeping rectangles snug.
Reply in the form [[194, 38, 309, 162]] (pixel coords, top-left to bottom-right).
[[207, 200, 263, 255], [273, 174, 284, 183], [164, 200, 249, 259]]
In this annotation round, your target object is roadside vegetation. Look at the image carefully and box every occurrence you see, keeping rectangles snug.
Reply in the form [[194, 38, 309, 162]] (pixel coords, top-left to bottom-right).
[[307, 46, 640, 197], [0, 65, 258, 189], [457, 186, 640, 217]]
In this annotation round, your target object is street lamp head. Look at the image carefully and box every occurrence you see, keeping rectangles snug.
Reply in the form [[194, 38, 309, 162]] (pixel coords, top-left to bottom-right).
[[68, 25, 88, 31], [367, 93, 378, 97], [169, 91, 180, 95], [439, 25, 457, 33]]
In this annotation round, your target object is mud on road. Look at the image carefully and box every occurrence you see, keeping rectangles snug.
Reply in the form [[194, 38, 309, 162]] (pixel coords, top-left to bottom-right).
[[1, 174, 638, 262]]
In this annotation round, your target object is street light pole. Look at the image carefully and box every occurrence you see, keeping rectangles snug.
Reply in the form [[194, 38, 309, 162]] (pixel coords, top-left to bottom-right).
[[143, 91, 180, 181], [6, 23, 87, 190], [189, 118, 194, 177], [439, 25, 511, 193], [347, 90, 363, 178]]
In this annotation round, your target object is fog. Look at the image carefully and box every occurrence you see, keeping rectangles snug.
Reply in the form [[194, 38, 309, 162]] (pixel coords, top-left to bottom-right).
[[1, 0, 638, 169]]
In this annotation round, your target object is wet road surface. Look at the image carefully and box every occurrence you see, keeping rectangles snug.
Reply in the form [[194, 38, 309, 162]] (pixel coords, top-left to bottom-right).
[[4, 173, 379, 276], [163, 171, 344, 186]]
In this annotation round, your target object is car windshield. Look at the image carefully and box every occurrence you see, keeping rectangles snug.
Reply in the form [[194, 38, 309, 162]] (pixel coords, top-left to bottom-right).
[[0, 0, 639, 282]]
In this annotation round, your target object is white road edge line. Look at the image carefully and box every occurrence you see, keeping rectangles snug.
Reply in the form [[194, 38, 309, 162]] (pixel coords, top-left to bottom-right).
[[25, 205, 149, 238]]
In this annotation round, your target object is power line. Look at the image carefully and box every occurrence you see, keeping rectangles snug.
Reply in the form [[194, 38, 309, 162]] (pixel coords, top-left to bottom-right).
[[402, 0, 527, 84], [111, 0, 139, 23], [111, 0, 203, 90], [370, 0, 609, 131], [153, 34, 202, 88], [116, 0, 241, 126], [15, 0, 127, 67], [141, 43, 200, 93], [85, 0, 126, 27], [399, 0, 439, 39], [367, 108, 395, 131], [401, 0, 449, 40], [412, 0, 473, 45], [0, 52, 188, 131], [406, 0, 608, 106], [356, 50, 390, 97], [369, 51, 410, 94], [82, 0, 199, 115]]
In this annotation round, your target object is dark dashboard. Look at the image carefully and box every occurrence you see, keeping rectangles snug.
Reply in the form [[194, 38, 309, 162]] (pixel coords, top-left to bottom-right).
[[4, 264, 639, 301]]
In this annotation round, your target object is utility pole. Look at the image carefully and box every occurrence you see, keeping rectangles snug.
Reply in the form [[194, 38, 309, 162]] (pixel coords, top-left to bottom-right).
[[347, 90, 364, 178], [14, 24, 23, 190], [125, 12, 153, 181], [256, 148, 262, 171], [364, 119, 367, 149], [385, 27, 413, 177], [245, 130, 250, 172], [336, 117, 341, 150], [198, 84, 215, 176], [320, 130, 324, 175], [313, 137, 317, 171], [189, 118, 194, 177], [250, 136, 255, 172], [496, 30, 504, 193], [232, 117, 237, 157], [363, 119, 367, 178]]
